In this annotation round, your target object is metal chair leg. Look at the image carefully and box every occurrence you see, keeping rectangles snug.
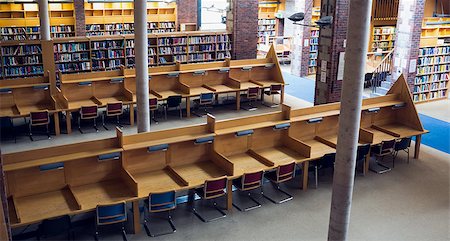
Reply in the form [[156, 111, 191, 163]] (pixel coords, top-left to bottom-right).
[[78, 116, 83, 134], [121, 224, 128, 241], [94, 118, 99, 132], [262, 183, 293, 204], [29, 124, 33, 141], [46, 124, 50, 139], [314, 165, 318, 189], [102, 113, 109, 130], [179, 106, 182, 119], [232, 191, 262, 212], [144, 211, 177, 237], [192, 200, 226, 223]]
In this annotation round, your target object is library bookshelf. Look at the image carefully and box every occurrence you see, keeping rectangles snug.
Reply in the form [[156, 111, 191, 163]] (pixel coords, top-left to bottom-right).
[[49, 31, 231, 76], [370, 26, 396, 52], [0, 2, 75, 41], [0, 40, 44, 79], [258, 1, 279, 50], [308, 7, 321, 75], [84, 2, 177, 36]]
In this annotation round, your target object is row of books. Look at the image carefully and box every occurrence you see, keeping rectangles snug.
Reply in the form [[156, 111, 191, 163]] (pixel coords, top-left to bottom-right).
[[311, 30, 319, 38], [310, 38, 319, 45], [105, 24, 134, 31], [371, 42, 394, 49], [310, 45, 318, 52], [2, 55, 41, 66], [309, 52, 318, 60], [50, 26, 73, 33], [417, 55, 450, 66], [55, 53, 90, 63], [188, 53, 213, 62], [91, 50, 125, 59], [217, 52, 231, 59], [56, 62, 91, 73], [373, 35, 393, 41], [217, 35, 230, 42], [258, 26, 276, 31], [91, 40, 124, 50], [2, 45, 41, 56], [4, 66, 44, 77], [309, 59, 317, 67], [258, 19, 276, 25], [54, 43, 89, 52], [417, 64, 450, 75], [92, 59, 124, 70], [258, 31, 276, 37], [188, 44, 215, 52], [158, 37, 187, 46], [217, 43, 231, 51], [414, 73, 449, 84], [373, 26, 395, 35], [189, 36, 216, 44], [419, 46, 450, 56], [414, 90, 448, 101]]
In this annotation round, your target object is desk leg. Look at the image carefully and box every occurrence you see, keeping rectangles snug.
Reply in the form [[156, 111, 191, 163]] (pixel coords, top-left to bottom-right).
[[186, 97, 191, 118], [132, 200, 141, 234], [281, 86, 285, 104], [53, 112, 60, 135], [414, 134, 422, 159], [226, 180, 233, 211], [129, 104, 134, 126], [364, 152, 370, 176], [302, 161, 309, 191], [65, 111, 72, 134], [236, 91, 241, 110]]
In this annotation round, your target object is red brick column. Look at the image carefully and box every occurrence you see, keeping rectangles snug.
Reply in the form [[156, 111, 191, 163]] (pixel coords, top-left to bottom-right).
[[291, 0, 313, 77], [74, 0, 86, 36], [228, 0, 258, 59], [314, 0, 350, 104], [392, 0, 425, 92], [177, 0, 198, 28]]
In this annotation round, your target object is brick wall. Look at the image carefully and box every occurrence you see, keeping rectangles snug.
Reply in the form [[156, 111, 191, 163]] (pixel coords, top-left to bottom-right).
[[228, 0, 258, 59], [74, 0, 86, 36], [315, 0, 350, 104], [392, 0, 425, 92], [177, 0, 198, 29]]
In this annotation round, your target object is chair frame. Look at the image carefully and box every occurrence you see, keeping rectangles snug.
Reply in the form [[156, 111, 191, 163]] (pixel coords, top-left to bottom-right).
[[393, 137, 411, 166], [193, 93, 214, 117], [144, 191, 177, 237], [263, 84, 282, 108], [370, 139, 396, 174], [95, 202, 128, 241], [29, 110, 51, 141], [241, 87, 260, 111], [232, 171, 263, 212], [163, 95, 183, 120], [263, 162, 296, 204], [192, 177, 228, 223], [102, 102, 123, 130], [149, 98, 159, 124], [78, 105, 99, 134]]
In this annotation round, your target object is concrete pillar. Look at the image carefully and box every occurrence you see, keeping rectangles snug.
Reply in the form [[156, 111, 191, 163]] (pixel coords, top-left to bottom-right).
[[290, 0, 313, 77], [134, 0, 150, 133], [328, 0, 372, 240], [227, 0, 258, 59], [392, 0, 425, 92], [177, 0, 198, 29], [314, 0, 350, 104], [74, 0, 86, 36], [38, 0, 51, 40]]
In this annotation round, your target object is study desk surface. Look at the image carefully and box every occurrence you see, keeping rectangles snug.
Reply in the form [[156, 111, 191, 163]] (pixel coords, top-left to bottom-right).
[[96, 96, 133, 106], [67, 99, 100, 110], [170, 161, 228, 187], [375, 123, 427, 138], [252, 146, 309, 165], [11, 189, 79, 227], [154, 89, 187, 99], [16, 103, 56, 115], [240, 82, 262, 90], [70, 180, 136, 210], [302, 138, 336, 159], [206, 84, 238, 93], [189, 87, 213, 97], [254, 80, 283, 88], [0, 106, 20, 117], [362, 126, 397, 144], [132, 169, 185, 197], [226, 152, 274, 176]]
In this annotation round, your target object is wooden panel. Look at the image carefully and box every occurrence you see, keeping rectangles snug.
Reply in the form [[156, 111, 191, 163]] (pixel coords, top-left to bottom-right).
[[122, 149, 166, 175], [13, 87, 51, 108], [289, 121, 316, 140], [251, 127, 283, 150], [203, 70, 229, 86], [65, 158, 121, 187], [169, 141, 210, 166], [372, 107, 396, 126], [229, 68, 251, 81], [282, 135, 312, 158], [214, 133, 249, 156], [250, 66, 274, 81], [6, 167, 66, 198], [94, 80, 124, 99], [316, 115, 339, 137], [151, 75, 180, 92], [62, 83, 94, 102], [179, 72, 204, 88]]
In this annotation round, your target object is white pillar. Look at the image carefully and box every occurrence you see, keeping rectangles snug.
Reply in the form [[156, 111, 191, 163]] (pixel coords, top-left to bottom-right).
[[134, 0, 150, 133], [38, 0, 51, 40], [327, 0, 372, 240]]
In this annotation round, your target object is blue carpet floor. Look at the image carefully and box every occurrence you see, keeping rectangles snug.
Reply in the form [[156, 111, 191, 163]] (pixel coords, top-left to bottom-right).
[[282, 72, 450, 154]]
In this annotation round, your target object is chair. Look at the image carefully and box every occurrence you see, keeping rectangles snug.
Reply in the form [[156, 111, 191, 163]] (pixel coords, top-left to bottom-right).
[[149, 98, 159, 124], [144, 191, 177, 237], [232, 171, 263, 211], [263, 162, 296, 204], [242, 87, 260, 111], [364, 73, 374, 88], [193, 177, 228, 222], [356, 144, 371, 175], [162, 95, 182, 119], [29, 110, 51, 141], [95, 202, 127, 241], [37, 215, 72, 240], [393, 137, 411, 166], [102, 102, 123, 130], [78, 105, 99, 133], [263, 84, 282, 107], [193, 93, 214, 117], [370, 139, 396, 173], [309, 153, 336, 188]]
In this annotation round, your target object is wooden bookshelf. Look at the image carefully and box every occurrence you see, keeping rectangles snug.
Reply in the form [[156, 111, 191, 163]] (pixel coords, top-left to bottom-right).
[[0, 3, 75, 40], [0, 41, 44, 79], [421, 17, 450, 39], [371, 26, 396, 52], [258, 1, 279, 49], [308, 7, 321, 75], [414, 43, 450, 103], [84, 2, 177, 36], [50, 32, 231, 73]]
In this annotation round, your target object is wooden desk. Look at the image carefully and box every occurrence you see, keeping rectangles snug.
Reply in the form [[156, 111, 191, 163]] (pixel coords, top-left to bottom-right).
[[239, 81, 262, 90], [70, 180, 135, 210], [225, 152, 274, 176], [0, 106, 19, 117], [131, 169, 186, 197], [171, 161, 228, 187], [362, 126, 397, 144], [302, 138, 336, 159], [10, 189, 79, 227]]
